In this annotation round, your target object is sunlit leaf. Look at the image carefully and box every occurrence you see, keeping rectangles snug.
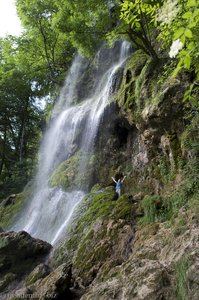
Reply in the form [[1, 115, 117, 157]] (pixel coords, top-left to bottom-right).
[[187, 0, 196, 7], [174, 27, 185, 39], [182, 12, 193, 19], [184, 54, 191, 69], [184, 29, 193, 38]]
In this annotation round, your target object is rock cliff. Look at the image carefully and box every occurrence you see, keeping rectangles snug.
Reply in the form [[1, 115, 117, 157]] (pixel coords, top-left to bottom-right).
[[0, 49, 198, 300]]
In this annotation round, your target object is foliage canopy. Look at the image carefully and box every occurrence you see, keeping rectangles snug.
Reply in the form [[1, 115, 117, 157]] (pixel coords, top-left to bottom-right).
[[0, 0, 199, 198]]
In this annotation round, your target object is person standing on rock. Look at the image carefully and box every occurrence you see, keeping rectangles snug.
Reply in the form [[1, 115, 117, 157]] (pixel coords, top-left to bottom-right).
[[112, 175, 126, 197]]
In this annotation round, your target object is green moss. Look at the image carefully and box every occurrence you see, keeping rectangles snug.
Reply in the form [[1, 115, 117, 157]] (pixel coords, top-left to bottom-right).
[[113, 194, 132, 220], [116, 50, 170, 124], [52, 186, 133, 280], [0, 273, 16, 292], [49, 152, 80, 189], [65, 189, 134, 284], [139, 164, 199, 224], [158, 157, 173, 185], [49, 151, 98, 190], [189, 192, 199, 220], [181, 114, 199, 156], [0, 189, 30, 229], [126, 50, 149, 74], [140, 195, 163, 224], [75, 187, 116, 233], [173, 218, 188, 237], [134, 58, 152, 109], [25, 272, 41, 286], [25, 265, 50, 286], [167, 174, 199, 220], [116, 50, 149, 114], [91, 184, 103, 192], [52, 186, 117, 267]]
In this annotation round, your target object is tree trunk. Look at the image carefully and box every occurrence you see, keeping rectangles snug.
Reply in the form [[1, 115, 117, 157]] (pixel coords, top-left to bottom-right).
[[0, 126, 7, 176]]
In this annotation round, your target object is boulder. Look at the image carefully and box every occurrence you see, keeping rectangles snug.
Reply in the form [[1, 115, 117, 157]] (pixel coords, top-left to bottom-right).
[[0, 231, 52, 276]]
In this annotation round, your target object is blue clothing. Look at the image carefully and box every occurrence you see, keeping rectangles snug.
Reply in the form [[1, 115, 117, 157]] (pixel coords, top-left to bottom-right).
[[116, 182, 122, 189]]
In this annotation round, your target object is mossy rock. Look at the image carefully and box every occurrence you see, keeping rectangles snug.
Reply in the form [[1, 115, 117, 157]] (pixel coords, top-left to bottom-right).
[[73, 230, 112, 285], [49, 152, 81, 190], [25, 263, 51, 286], [126, 50, 149, 76], [52, 186, 134, 286], [49, 151, 98, 190], [0, 187, 31, 230], [116, 48, 187, 128], [181, 114, 199, 157], [52, 186, 124, 267], [90, 184, 103, 193], [51, 186, 117, 266], [116, 50, 152, 114], [112, 194, 133, 220], [0, 273, 16, 292]]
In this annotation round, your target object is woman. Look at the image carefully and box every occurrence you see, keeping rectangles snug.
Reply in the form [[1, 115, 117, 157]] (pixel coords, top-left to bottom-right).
[[112, 175, 126, 197]]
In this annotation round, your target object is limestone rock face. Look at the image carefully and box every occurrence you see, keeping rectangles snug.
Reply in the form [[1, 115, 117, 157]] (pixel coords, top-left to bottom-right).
[[81, 260, 172, 300], [1, 49, 197, 300], [31, 263, 72, 300], [25, 263, 51, 286], [81, 212, 199, 300], [187, 261, 199, 300]]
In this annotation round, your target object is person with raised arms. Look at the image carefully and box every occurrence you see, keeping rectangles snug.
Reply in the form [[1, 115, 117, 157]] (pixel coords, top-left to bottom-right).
[[111, 175, 126, 197]]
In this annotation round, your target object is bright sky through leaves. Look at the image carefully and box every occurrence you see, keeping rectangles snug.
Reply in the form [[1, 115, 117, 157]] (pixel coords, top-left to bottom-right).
[[0, 0, 22, 37]]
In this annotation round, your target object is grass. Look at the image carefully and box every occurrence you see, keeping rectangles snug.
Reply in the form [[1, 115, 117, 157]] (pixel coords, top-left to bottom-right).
[[175, 256, 190, 300]]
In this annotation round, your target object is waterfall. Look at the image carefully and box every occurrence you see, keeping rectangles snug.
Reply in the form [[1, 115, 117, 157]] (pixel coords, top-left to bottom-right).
[[11, 40, 131, 245]]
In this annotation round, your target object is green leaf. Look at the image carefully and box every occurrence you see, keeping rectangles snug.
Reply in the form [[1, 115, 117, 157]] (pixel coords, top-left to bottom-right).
[[184, 54, 191, 70], [187, 0, 196, 7], [189, 97, 199, 106], [188, 22, 197, 29], [174, 27, 185, 39], [184, 29, 193, 38], [181, 34, 186, 44], [182, 12, 192, 19], [182, 90, 190, 102], [187, 42, 195, 50], [172, 60, 183, 78]]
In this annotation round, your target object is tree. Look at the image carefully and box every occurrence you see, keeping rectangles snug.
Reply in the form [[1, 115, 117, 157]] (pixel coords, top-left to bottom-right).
[[16, 0, 75, 86], [157, 0, 199, 105], [0, 37, 43, 198], [51, 0, 115, 57], [119, 0, 162, 60], [50, 0, 161, 60]]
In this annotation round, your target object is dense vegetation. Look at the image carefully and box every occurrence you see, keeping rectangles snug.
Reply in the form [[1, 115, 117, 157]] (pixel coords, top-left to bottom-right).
[[0, 0, 198, 199]]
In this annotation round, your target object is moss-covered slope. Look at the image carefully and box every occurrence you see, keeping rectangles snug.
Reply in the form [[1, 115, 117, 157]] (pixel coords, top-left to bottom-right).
[[1, 49, 199, 300]]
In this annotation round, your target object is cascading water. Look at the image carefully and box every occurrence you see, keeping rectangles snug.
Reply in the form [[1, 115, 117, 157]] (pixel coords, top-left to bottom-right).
[[11, 40, 131, 245]]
